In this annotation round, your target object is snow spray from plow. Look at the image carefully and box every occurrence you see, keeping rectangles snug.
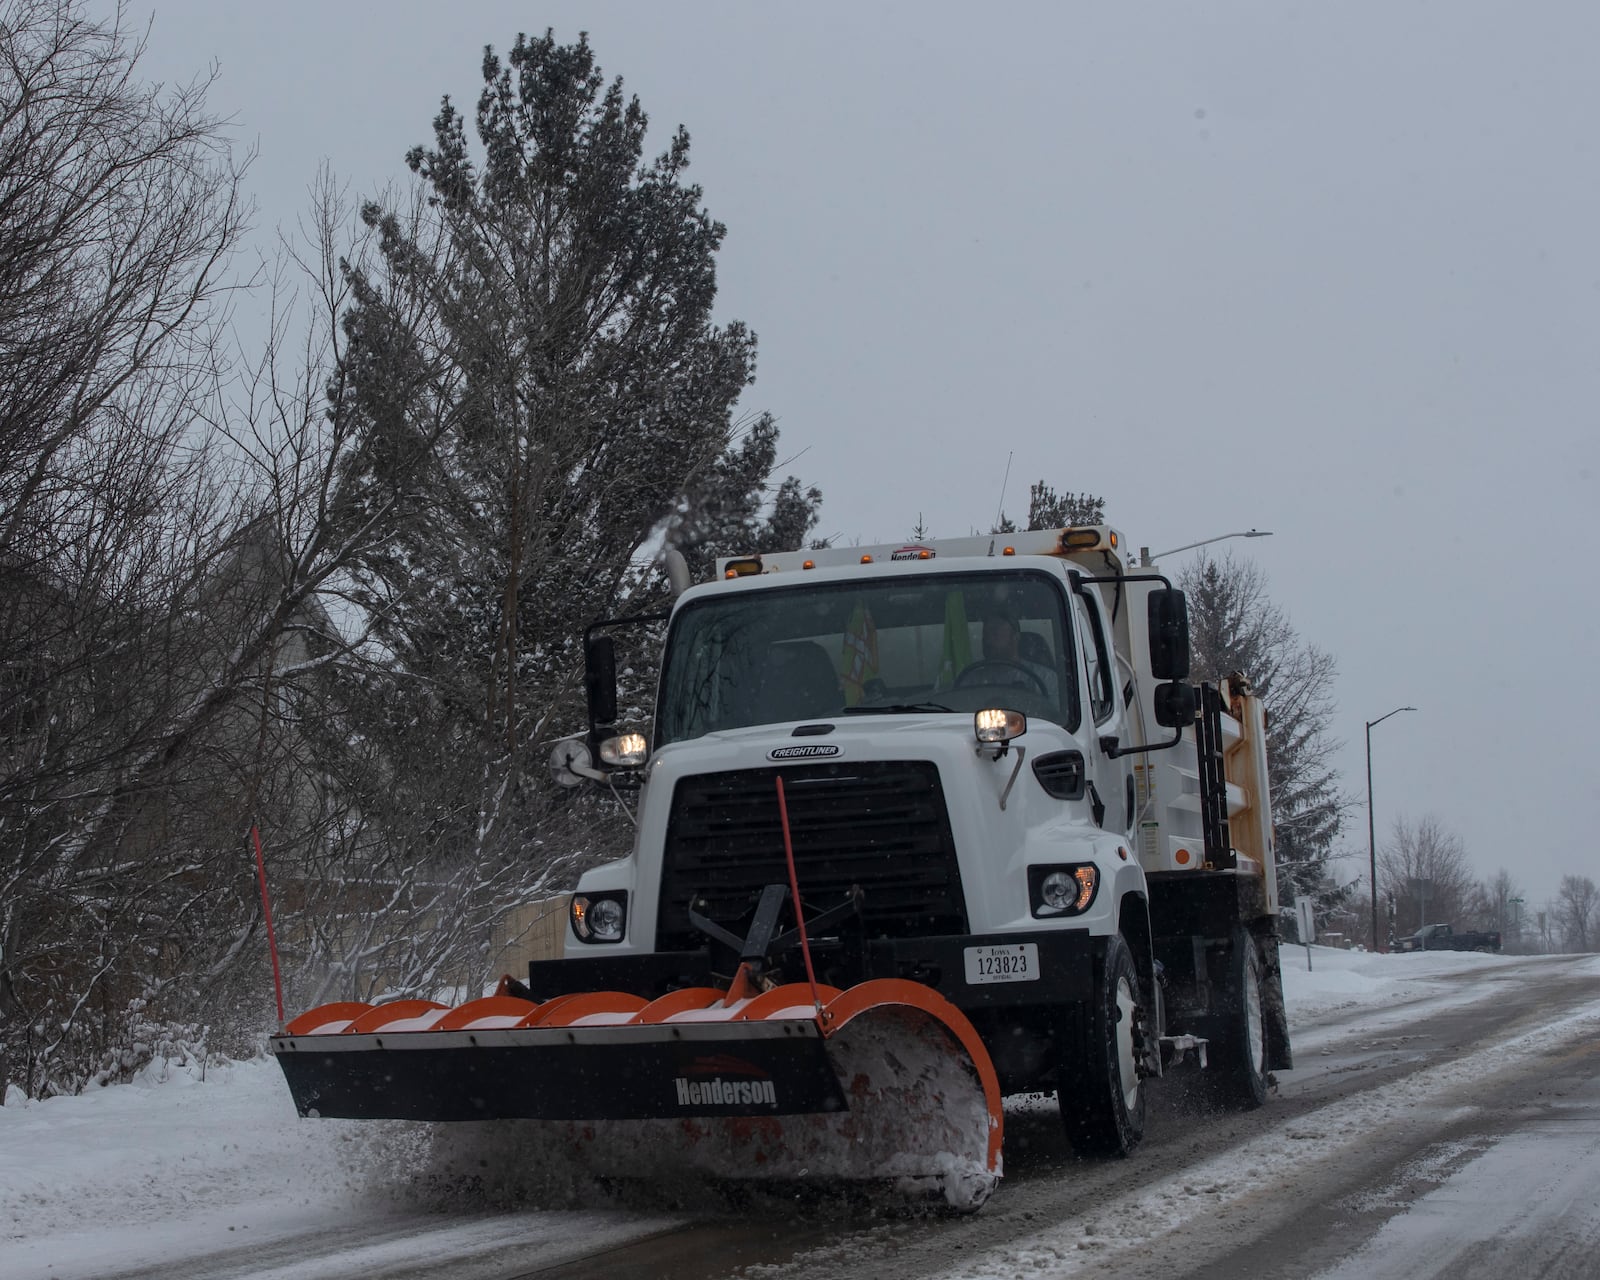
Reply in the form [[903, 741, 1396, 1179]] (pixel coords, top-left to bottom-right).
[[271, 977, 1002, 1209], [270, 779, 1003, 1210]]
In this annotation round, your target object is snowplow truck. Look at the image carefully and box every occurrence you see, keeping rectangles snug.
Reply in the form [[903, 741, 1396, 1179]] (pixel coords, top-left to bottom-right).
[[272, 525, 1291, 1210]]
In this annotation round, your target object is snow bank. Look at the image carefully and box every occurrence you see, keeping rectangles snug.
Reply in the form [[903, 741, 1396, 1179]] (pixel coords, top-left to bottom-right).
[[0, 1058, 365, 1277], [1278, 941, 1526, 1022], [0, 1055, 681, 1280]]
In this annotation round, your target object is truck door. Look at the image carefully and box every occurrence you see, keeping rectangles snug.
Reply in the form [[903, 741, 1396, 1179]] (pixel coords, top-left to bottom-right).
[[1070, 585, 1133, 834]]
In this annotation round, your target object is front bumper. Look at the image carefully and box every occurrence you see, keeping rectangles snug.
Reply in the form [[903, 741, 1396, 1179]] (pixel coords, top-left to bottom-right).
[[528, 928, 1097, 1013]]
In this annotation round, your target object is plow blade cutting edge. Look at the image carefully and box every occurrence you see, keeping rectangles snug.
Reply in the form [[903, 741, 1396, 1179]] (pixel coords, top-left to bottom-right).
[[271, 977, 1003, 1210]]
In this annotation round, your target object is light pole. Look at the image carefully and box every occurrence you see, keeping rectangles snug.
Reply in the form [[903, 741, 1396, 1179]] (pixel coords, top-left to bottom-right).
[[1141, 529, 1272, 566], [1366, 705, 1416, 951]]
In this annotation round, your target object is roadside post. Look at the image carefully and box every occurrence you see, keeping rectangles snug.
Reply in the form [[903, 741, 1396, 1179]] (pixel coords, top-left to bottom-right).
[[1296, 897, 1315, 971]]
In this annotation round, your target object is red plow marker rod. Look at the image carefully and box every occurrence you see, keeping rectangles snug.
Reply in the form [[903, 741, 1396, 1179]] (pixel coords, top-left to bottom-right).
[[774, 774, 825, 1015], [251, 824, 286, 1029]]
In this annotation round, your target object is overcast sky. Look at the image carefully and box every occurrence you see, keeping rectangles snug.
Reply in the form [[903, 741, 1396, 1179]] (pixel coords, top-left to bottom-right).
[[117, 1, 1597, 917]]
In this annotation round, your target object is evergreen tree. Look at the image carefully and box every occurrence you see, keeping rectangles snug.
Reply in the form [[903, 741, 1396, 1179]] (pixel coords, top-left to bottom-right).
[[669, 412, 822, 580], [1026, 483, 1105, 531], [331, 32, 818, 915], [991, 482, 1105, 534]]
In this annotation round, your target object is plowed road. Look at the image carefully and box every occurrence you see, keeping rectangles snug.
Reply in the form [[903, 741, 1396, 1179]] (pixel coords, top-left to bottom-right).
[[16, 953, 1600, 1280]]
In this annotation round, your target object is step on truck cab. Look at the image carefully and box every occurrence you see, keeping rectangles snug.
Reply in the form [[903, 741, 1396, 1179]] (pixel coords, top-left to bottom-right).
[[547, 524, 1292, 1157]]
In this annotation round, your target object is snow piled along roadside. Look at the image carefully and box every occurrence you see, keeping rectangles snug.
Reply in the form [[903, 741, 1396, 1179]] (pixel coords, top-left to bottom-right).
[[0, 1057, 358, 1276], [0, 946, 1586, 1279], [0, 1054, 682, 1280]]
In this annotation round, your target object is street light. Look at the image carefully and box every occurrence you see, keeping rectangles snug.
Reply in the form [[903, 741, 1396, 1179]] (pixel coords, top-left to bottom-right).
[[1366, 705, 1417, 951], [1141, 529, 1272, 565]]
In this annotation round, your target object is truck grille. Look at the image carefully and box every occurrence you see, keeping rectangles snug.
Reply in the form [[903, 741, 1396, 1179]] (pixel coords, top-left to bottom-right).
[[656, 761, 968, 951]]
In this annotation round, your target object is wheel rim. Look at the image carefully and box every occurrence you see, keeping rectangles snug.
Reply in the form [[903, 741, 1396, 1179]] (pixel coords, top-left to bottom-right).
[[1113, 975, 1140, 1110], [1243, 960, 1265, 1076]]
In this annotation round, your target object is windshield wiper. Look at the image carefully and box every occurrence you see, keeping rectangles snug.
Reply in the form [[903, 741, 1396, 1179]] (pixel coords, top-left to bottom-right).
[[840, 701, 954, 715]]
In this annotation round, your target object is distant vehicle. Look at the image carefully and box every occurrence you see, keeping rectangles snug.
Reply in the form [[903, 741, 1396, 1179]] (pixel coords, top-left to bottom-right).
[[1397, 922, 1502, 953]]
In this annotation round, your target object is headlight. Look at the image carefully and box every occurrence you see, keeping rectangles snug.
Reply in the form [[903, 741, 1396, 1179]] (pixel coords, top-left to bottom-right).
[[571, 892, 628, 943], [974, 708, 1026, 745], [1030, 864, 1098, 917], [589, 896, 625, 942], [599, 732, 648, 768]]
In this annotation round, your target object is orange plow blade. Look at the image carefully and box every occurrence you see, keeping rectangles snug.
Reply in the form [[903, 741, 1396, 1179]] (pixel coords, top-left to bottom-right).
[[272, 978, 1002, 1209]]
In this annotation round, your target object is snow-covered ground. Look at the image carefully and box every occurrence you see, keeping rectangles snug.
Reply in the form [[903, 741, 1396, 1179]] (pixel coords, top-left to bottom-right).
[[2, 947, 1595, 1280]]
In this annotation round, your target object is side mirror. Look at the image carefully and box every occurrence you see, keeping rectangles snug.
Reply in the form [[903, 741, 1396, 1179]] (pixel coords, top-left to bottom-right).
[[1153, 680, 1197, 729], [585, 633, 618, 727], [1147, 589, 1191, 681]]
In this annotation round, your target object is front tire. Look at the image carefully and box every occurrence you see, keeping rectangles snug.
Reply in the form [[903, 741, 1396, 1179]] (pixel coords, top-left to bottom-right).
[[1058, 933, 1146, 1156]]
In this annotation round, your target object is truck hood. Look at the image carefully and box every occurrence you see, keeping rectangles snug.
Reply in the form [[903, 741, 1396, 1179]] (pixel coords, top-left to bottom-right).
[[572, 712, 1132, 954]]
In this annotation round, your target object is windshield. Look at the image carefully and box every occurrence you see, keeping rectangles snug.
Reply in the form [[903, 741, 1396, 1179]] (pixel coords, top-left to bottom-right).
[[656, 569, 1078, 747]]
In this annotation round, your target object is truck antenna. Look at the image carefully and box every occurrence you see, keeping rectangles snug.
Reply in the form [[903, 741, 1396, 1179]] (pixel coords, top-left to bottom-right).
[[993, 451, 1014, 531]]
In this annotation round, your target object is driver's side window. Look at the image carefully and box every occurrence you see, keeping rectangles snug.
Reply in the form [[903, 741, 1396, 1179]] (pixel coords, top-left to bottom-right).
[[1071, 591, 1114, 723]]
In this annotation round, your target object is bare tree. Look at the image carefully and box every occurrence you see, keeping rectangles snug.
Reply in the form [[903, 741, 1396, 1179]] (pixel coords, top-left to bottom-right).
[[0, 0, 248, 563], [1180, 553, 1349, 913], [1378, 815, 1477, 936], [0, 0, 258, 1095], [1554, 875, 1597, 953], [1474, 869, 1525, 949]]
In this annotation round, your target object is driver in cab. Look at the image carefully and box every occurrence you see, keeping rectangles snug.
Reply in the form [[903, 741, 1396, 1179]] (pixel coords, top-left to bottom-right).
[[976, 613, 1061, 706]]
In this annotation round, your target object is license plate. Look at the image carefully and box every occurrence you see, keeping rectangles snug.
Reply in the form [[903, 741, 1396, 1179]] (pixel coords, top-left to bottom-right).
[[963, 943, 1039, 985]]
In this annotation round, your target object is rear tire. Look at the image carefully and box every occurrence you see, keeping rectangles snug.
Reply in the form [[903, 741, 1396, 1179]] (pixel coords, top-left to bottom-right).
[[1207, 927, 1268, 1109], [1058, 933, 1146, 1156]]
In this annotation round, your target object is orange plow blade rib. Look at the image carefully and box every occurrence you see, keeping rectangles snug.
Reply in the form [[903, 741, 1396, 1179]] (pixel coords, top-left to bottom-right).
[[272, 978, 1002, 1210]]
